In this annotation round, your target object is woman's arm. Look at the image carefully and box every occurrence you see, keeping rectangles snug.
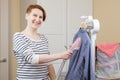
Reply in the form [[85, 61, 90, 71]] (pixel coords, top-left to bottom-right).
[[48, 64, 56, 80], [38, 50, 71, 64]]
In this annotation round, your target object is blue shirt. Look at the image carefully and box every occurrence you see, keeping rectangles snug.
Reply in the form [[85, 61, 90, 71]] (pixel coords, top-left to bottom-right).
[[65, 29, 94, 80]]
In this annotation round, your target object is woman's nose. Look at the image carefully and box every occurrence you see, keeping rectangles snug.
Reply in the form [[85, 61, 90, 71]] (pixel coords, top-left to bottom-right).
[[36, 17, 40, 22]]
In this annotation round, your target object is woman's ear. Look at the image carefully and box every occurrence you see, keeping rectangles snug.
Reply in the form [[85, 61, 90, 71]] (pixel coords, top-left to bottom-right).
[[25, 13, 29, 20]]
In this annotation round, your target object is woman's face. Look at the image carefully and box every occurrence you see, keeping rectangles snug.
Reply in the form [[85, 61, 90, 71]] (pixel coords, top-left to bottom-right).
[[26, 8, 43, 29]]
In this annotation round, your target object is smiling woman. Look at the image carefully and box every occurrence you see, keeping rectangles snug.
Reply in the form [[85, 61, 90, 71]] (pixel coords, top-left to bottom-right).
[[13, 4, 72, 80]]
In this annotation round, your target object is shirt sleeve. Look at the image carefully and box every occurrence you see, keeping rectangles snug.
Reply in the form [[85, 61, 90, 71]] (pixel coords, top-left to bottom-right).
[[13, 33, 39, 64]]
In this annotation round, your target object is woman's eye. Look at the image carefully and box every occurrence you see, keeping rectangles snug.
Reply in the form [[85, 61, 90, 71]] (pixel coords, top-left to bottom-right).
[[33, 14, 37, 17], [39, 16, 43, 19]]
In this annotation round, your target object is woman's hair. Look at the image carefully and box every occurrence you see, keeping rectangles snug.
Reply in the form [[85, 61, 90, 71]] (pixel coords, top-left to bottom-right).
[[26, 4, 46, 21]]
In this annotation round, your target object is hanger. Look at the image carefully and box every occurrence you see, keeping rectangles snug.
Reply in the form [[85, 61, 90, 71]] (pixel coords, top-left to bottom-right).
[[80, 22, 87, 29], [80, 16, 94, 29], [80, 16, 88, 29], [80, 16, 95, 38]]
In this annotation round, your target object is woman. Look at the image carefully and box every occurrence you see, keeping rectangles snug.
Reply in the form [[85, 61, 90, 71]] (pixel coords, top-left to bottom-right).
[[13, 4, 72, 80]]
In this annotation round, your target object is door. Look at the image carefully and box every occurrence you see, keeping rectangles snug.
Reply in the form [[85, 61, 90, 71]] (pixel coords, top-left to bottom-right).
[[0, 0, 9, 80]]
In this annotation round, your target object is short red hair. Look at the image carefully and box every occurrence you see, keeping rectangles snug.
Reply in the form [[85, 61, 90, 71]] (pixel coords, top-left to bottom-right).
[[26, 4, 46, 21]]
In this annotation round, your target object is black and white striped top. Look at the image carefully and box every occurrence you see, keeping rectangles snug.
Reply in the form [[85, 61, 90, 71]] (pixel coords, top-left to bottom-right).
[[13, 32, 50, 80]]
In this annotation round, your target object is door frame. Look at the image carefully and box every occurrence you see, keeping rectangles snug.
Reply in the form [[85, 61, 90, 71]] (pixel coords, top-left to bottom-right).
[[0, 0, 9, 80]]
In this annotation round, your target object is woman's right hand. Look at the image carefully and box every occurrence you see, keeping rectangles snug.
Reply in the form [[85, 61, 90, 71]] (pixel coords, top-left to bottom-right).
[[60, 50, 72, 60]]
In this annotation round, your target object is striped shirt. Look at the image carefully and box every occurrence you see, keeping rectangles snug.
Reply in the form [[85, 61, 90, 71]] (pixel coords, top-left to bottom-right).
[[13, 32, 50, 80]]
